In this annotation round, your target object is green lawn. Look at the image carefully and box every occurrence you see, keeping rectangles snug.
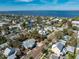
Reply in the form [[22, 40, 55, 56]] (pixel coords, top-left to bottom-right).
[[66, 52, 77, 59]]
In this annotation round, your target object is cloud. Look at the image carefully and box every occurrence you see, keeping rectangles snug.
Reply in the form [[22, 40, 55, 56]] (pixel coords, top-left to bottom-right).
[[17, 0, 33, 2]]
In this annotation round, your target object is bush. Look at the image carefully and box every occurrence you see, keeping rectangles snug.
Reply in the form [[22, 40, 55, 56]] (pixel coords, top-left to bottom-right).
[[72, 26, 79, 30], [0, 36, 7, 44], [0, 54, 7, 59]]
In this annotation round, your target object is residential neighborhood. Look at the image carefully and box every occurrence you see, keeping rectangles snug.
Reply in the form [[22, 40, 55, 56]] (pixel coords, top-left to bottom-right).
[[0, 14, 79, 59]]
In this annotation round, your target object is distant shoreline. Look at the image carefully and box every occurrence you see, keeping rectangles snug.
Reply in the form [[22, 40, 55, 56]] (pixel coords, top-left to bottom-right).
[[0, 10, 79, 18]]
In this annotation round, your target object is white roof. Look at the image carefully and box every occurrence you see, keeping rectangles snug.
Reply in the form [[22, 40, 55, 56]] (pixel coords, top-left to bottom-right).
[[57, 28, 63, 31], [44, 26, 53, 31], [38, 29, 47, 35], [76, 55, 79, 59], [59, 40, 66, 45], [0, 42, 8, 49], [7, 53, 16, 59], [66, 45, 75, 53], [52, 44, 57, 48], [63, 35, 71, 41], [53, 18, 59, 21], [3, 48, 15, 57], [62, 48, 67, 54], [9, 24, 21, 29], [0, 22, 7, 26], [4, 48, 11, 57], [72, 21, 79, 24]]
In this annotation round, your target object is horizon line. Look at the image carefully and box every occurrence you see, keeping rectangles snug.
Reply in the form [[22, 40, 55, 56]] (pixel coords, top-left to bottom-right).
[[0, 10, 79, 11]]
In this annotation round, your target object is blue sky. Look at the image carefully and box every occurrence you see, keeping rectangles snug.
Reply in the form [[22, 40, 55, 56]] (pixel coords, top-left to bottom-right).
[[0, 0, 79, 11]]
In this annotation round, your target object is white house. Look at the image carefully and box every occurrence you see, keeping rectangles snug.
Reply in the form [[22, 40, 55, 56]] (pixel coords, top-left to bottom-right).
[[44, 26, 53, 32], [72, 21, 79, 25], [22, 39, 36, 49], [0, 42, 8, 49], [63, 35, 71, 41], [38, 29, 47, 36], [72, 21, 79, 26], [76, 55, 79, 59], [3, 48, 18, 59], [3, 48, 15, 57], [7, 53, 16, 59], [59, 40, 66, 45], [51, 42, 65, 56]]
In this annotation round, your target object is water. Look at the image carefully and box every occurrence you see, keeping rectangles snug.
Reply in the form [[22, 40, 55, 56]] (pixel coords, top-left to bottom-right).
[[0, 10, 79, 18]]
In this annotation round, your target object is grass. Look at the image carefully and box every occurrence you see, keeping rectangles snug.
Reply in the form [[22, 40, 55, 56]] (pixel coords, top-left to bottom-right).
[[66, 52, 77, 59]]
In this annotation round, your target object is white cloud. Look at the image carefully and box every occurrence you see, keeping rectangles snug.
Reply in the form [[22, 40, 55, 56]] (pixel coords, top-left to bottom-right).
[[17, 0, 33, 2]]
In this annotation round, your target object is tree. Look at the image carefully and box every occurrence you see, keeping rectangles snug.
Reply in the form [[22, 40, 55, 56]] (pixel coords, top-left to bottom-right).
[[67, 37, 77, 47], [8, 40, 21, 48], [29, 56, 34, 59], [47, 30, 63, 43], [22, 21, 28, 29], [63, 29, 74, 36], [72, 26, 79, 31], [67, 21, 72, 28], [0, 36, 7, 44]]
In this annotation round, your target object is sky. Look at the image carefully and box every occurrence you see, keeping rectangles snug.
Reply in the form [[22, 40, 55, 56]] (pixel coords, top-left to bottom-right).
[[0, 0, 79, 11]]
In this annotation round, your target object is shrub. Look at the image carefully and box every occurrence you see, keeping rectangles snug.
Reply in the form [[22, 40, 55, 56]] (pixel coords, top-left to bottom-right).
[[0, 36, 7, 44]]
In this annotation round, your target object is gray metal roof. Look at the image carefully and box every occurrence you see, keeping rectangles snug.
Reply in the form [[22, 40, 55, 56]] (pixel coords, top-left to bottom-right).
[[8, 48, 15, 56], [57, 42, 64, 51]]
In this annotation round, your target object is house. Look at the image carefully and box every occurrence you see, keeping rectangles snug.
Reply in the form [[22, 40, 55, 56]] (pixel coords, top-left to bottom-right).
[[22, 39, 36, 49], [63, 35, 71, 41], [49, 54, 59, 59], [44, 26, 53, 32], [0, 22, 8, 27], [66, 45, 75, 53], [21, 42, 44, 59], [3, 48, 16, 57], [0, 42, 8, 50], [3, 48, 19, 59], [72, 21, 79, 25], [59, 40, 66, 45], [51, 42, 65, 56], [76, 55, 79, 59], [72, 21, 79, 26], [62, 48, 67, 55], [7, 53, 16, 59], [38, 29, 47, 36], [9, 24, 22, 30], [53, 18, 59, 21]]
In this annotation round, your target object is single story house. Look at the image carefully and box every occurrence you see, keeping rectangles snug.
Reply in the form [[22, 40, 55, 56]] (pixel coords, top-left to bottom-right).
[[72, 21, 79, 25], [76, 55, 79, 59], [38, 29, 47, 36], [49, 54, 59, 59], [3, 48, 17, 59], [66, 45, 75, 53], [22, 39, 36, 49], [3, 48, 16, 57], [51, 42, 65, 56]]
